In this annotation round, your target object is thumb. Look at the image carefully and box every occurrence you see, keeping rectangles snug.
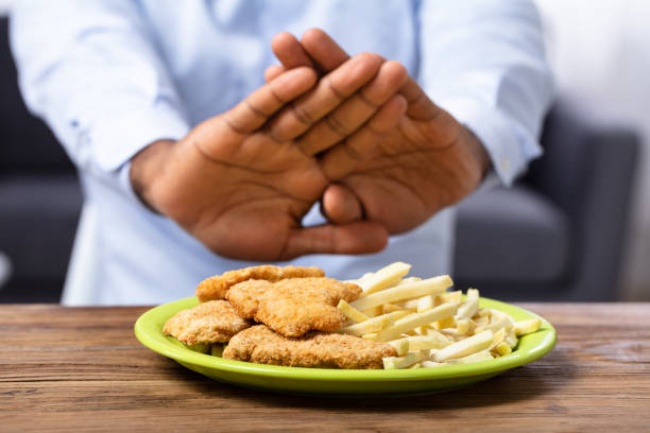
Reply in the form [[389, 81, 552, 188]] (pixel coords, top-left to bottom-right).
[[320, 183, 365, 224], [280, 222, 388, 260]]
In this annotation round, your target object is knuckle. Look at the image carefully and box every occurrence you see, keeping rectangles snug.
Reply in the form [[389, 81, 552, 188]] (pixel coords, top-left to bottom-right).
[[291, 102, 315, 126], [324, 76, 347, 101], [325, 114, 349, 138]]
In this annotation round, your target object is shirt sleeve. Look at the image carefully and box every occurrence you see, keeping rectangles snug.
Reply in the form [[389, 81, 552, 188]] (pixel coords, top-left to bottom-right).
[[418, 0, 555, 185], [10, 0, 190, 193]]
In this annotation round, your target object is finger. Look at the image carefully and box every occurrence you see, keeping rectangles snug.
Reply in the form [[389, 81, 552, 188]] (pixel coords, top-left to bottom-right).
[[271, 31, 317, 70], [320, 184, 364, 224], [321, 94, 407, 180], [296, 60, 408, 156], [302, 28, 438, 120], [281, 221, 388, 259], [301, 28, 350, 71], [266, 52, 384, 142], [264, 64, 285, 83], [399, 79, 446, 121], [223, 66, 317, 134]]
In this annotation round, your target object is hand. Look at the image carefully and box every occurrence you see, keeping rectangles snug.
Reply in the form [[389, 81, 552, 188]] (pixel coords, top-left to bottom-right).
[[270, 29, 491, 233], [130, 56, 406, 261]]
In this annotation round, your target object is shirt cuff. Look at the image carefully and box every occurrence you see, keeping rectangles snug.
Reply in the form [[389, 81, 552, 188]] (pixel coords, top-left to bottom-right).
[[89, 98, 190, 173], [440, 98, 543, 186], [84, 98, 191, 206]]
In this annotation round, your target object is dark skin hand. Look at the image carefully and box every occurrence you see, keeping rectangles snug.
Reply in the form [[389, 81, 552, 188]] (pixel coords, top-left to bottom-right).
[[268, 29, 492, 233], [130, 54, 409, 261]]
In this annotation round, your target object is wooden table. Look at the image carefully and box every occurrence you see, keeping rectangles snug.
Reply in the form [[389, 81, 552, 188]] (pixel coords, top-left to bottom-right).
[[1, 303, 649, 432]]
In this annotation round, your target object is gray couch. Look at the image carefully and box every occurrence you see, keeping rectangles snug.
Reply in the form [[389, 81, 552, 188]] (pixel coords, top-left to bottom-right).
[[0, 16, 639, 303], [454, 104, 639, 301]]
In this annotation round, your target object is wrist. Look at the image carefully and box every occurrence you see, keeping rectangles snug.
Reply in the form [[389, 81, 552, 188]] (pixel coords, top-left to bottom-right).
[[129, 139, 175, 213], [463, 126, 492, 183]]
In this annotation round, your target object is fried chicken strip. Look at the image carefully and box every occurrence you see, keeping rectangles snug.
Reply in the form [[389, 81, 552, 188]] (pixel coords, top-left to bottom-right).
[[196, 265, 325, 302], [225, 279, 273, 319], [253, 277, 362, 337], [223, 325, 397, 369], [162, 300, 252, 346]]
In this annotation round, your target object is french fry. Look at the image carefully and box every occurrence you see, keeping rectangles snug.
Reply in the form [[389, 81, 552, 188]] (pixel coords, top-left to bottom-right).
[[337, 299, 369, 324], [433, 330, 494, 362], [491, 327, 508, 348], [389, 334, 450, 352], [456, 288, 480, 319], [387, 338, 411, 356], [416, 295, 435, 312], [349, 275, 453, 311], [446, 349, 494, 365], [439, 290, 463, 305], [420, 360, 445, 368], [433, 315, 456, 330], [382, 303, 410, 314], [455, 318, 472, 336], [514, 318, 542, 336], [382, 350, 430, 369], [340, 310, 410, 337], [505, 332, 519, 348], [492, 341, 512, 356], [475, 313, 512, 335], [375, 302, 459, 342], [352, 261, 412, 294]]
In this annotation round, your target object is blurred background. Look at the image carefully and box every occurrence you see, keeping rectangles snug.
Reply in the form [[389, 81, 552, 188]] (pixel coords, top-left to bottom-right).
[[0, 0, 648, 302], [534, 0, 650, 301]]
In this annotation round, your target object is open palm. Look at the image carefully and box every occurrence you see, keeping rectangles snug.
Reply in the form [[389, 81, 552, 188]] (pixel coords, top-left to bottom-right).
[[320, 89, 487, 233]]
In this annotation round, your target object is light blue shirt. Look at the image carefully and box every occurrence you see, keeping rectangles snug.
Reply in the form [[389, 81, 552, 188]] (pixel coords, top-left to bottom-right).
[[11, 0, 554, 305]]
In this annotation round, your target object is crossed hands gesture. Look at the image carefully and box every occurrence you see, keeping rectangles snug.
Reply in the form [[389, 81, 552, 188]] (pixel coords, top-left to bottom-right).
[[130, 29, 490, 261]]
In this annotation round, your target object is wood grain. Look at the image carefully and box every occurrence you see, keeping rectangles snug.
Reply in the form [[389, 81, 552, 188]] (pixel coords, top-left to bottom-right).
[[1, 303, 649, 432]]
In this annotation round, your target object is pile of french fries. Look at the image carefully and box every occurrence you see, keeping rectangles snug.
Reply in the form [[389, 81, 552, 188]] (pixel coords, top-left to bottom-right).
[[338, 262, 541, 369]]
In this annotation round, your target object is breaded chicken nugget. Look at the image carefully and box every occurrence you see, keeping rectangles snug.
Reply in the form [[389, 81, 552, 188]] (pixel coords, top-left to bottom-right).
[[162, 300, 251, 346], [254, 277, 362, 337], [223, 325, 397, 369], [196, 265, 325, 302], [225, 279, 273, 319]]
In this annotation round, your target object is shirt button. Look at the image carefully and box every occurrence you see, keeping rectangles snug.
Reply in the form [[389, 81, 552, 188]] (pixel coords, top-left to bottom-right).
[[500, 157, 511, 174]]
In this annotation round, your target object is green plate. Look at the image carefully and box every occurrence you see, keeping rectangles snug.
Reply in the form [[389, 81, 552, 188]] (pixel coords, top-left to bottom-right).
[[134, 297, 556, 397]]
